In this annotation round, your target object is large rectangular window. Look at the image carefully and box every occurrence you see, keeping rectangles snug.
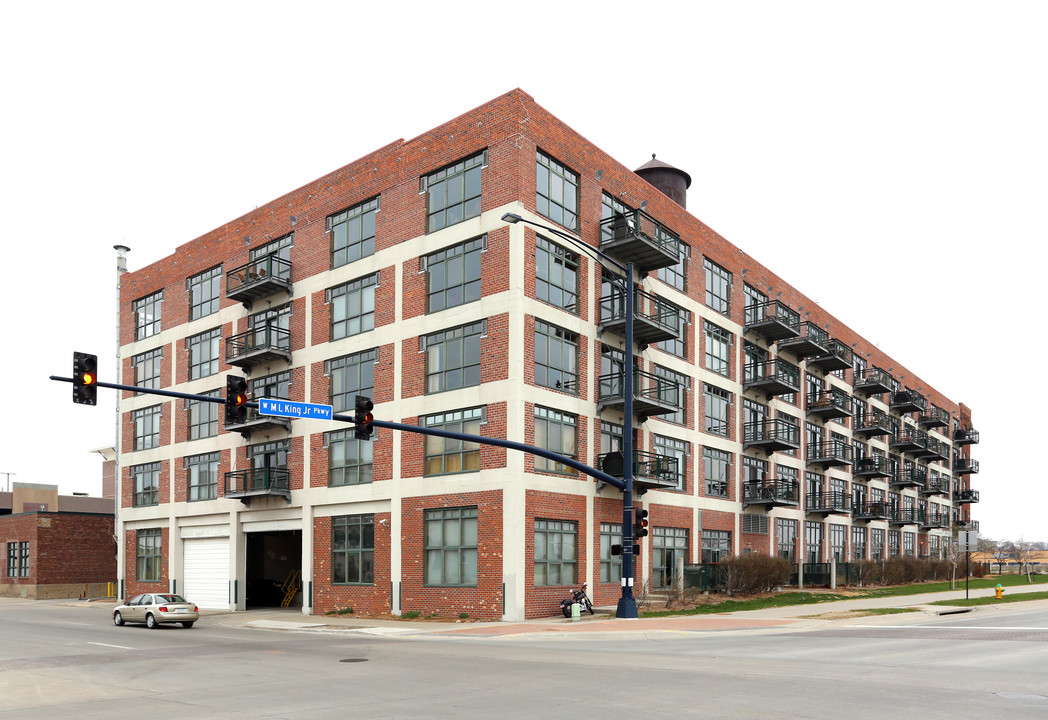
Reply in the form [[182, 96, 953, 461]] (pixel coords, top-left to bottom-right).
[[6, 542, 29, 578], [704, 257, 731, 314], [702, 530, 731, 563], [187, 328, 221, 380], [653, 365, 687, 425], [425, 152, 485, 232], [653, 527, 688, 588], [536, 235, 579, 313], [132, 405, 162, 451], [704, 384, 730, 437], [658, 243, 689, 292], [5, 543, 15, 577], [534, 518, 576, 586], [188, 265, 222, 320], [777, 518, 797, 559], [535, 320, 578, 393], [327, 429, 373, 486], [133, 290, 163, 340], [186, 452, 219, 501], [187, 389, 219, 440], [133, 347, 162, 392], [600, 523, 622, 584], [136, 528, 161, 581], [132, 462, 160, 507], [704, 320, 731, 375], [655, 435, 688, 491], [660, 303, 688, 359], [424, 236, 484, 313], [704, 447, 731, 497], [534, 407, 577, 473], [329, 274, 377, 340], [327, 349, 376, 414], [329, 197, 378, 268], [332, 514, 375, 584], [423, 407, 483, 476], [536, 151, 579, 230], [425, 507, 478, 586], [424, 321, 484, 394]]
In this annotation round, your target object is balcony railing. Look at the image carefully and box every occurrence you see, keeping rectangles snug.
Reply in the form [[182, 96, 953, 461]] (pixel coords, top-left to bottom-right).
[[918, 406, 950, 429], [957, 488, 980, 504], [599, 209, 683, 273], [853, 501, 891, 522], [890, 508, 921, 526], [776, 321, 829, 359], [954, 457, 980, 475], [921, 476, 951, 496], [808, 339, 854, 372], [890, 427, 928, 455], [224, 467, 291, 503], [853, 366, 893, 396], [921, 438, 950, 463], [743, 479, 800, 507], [744, 357, 800, 399], [596, 450, 679, 492], [807, 388, 853, 420], [806, 441, 852, 468], [226, 326, 292, 368], [598, 369, 683, 419], [954, 427, 980, 445], [224, 406, 292, 436], [806, 491, 851, 516], [892, 466, 927, 489], [921, 511, 951, 530], [226, 253, 292, 305], [853, 455, 892, 479], [744, 300, 801, 342], [600, 287, 680, 346], [890, 389, 927, 414], [743, 417, 801, 454], [853, 408, 892, 438]]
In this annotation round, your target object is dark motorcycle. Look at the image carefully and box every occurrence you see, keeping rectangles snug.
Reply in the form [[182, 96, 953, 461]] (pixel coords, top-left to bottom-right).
[[560, 582, 594, 617]]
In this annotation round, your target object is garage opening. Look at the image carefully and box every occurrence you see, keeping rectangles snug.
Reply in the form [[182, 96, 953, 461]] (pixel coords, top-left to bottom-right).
[[246, 530, 302, 608]]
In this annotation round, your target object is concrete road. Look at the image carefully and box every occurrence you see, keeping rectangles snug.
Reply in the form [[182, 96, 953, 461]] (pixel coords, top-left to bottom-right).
[[1, 598, 1046, 719]]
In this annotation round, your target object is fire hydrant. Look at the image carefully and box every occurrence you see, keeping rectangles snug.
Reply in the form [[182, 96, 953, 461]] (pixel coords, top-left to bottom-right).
[[995, 584, 1004, 600]]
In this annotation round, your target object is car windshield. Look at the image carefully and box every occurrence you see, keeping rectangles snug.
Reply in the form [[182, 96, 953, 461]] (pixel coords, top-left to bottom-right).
[[156, 594, 187, 603]]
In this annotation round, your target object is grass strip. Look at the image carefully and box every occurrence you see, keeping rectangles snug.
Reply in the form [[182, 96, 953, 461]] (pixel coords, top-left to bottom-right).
[[931, 591, 1048, 607]]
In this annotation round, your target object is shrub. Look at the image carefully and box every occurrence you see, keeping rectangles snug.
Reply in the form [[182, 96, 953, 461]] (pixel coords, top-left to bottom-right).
[[720, 554, 792, 595], [401, 610, 420, 619]]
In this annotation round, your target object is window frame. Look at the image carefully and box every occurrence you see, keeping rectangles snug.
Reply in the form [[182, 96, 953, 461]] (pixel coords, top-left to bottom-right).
[[535, 235, 579, 313], [704, 446, 731, 497], [132, 462, 160, 507], [423, 321, 485, 394], [133, 290, 163, 340], [132, 405, 162, 451], [424, 151, 485, 233], [329, 274, 378, 340], [535, 151, 579, 231], [704, 257, 732, 314], [326, 429, 374, 486], [424, 506, 478, 587], [329, 197, 379, 268], [186, 389, 220, 441], [332, 514, 375, 585], [423, 407, 483, 476], [423, 236, 485, 313], [327, 349, 377, 414], [185, 452, 219, 502], [132, 347, 163, 393], [136, 528, 162, 582], [534, 407, 578, 474], [186, 327, 221, 380], [187, 264, 222, 320], [534, 518, 577, 587], [534, 319, 579, 394]]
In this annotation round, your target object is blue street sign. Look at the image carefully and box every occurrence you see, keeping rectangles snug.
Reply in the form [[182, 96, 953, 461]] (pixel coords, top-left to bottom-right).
[[258, 398, 333, 420]]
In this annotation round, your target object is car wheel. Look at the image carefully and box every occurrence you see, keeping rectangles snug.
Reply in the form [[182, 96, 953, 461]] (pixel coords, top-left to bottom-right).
[[182, 622, 194, 629], [113, 611, 125, 627], [146, 613, 158, 629]]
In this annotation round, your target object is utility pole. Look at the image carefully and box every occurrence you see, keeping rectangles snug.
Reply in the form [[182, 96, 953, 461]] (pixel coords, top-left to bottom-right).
[[0, 472, 15, 492]]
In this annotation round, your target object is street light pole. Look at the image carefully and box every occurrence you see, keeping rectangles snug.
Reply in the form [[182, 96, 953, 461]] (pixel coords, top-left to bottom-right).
[[502, 212, 638, 619]]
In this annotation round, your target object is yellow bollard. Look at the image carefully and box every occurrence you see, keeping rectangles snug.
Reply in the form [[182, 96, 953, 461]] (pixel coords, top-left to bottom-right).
[[995, 584, 1004, 600]]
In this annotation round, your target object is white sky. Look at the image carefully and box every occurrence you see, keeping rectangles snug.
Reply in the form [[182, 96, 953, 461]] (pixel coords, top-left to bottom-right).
[[2, 1, 1044, 541]]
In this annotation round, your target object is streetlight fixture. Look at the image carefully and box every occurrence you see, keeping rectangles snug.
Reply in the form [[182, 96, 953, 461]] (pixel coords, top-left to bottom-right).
[[501, 211, 639, 619]]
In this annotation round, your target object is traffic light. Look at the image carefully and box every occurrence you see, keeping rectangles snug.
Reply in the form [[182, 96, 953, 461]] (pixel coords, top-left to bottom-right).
[[72, 352, 98, 405], [633, 508, 649, 539], [354, 395, 374, 440], [225, 375, 248, 426]]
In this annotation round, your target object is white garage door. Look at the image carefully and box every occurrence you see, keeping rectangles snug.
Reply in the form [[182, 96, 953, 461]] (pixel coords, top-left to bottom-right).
[[183, 537, 230, 610]]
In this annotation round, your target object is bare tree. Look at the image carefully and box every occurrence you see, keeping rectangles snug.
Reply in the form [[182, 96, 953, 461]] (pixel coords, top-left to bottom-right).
[[1011, 538, 1034, 581], [978, 538, 1008, 575]]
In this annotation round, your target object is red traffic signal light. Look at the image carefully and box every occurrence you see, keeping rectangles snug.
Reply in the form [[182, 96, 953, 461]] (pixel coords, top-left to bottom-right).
[[73, 352, 98, 405]]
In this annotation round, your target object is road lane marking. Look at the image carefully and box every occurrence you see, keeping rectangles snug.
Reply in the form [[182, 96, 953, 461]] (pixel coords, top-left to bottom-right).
[[87, 642, 134, 650]]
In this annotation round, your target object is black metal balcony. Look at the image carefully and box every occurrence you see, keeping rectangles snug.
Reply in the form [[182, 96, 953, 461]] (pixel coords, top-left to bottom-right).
[[890, 508, 921, 526], [957, 488, 980, 504], [807, 388, 853, 420], [744, 300, 801, 342], [224, 467, 291, 503], [890, 428, 928, 455], [890, 389, 927, 414], [224, 407, 292, 437], [226, 326, 292, 368], [599, 209, 683, 273], [853, 501, 891, 522], [954, 427, 980, 445], [776, 321, 829, 359], [853, 408, 892, 438], [892, 466, 926, 490], [743, 479, 800, 507], [226, 253, 292, 305], [853, 366, 893, 396], [918, 406, 950, 429], [922, 438, 950, 463], [600, 287, 680, 346], [744, 358, 801, 399], [954, 457, 980, 475], [921, 476, 951, 496], [743, 417, 801, 455], [921, 511, 951, 530], [806, 441, 852, 468], [853, 455, 892, 479], [808, 339, 854, 372], [597, 450, 679, 492], [598, 369, 682, 420], [806, 491, 851, 517]]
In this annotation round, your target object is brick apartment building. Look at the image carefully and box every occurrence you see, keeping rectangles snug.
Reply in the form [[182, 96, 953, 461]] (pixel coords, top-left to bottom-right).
[[114, 89, 980, 620]]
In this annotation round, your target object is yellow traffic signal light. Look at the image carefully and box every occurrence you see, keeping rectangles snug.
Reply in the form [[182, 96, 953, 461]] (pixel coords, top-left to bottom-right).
[[73, 352, 98, 405]]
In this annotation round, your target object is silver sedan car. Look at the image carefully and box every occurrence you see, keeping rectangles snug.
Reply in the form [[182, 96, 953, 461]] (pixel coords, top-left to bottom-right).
[[113, 593, 199, 629]]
